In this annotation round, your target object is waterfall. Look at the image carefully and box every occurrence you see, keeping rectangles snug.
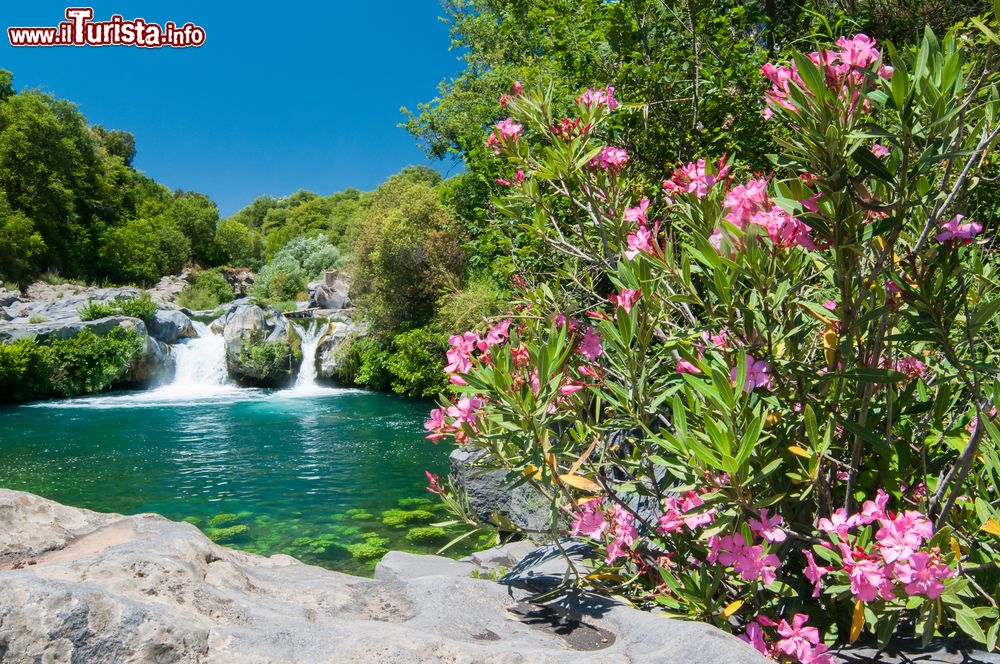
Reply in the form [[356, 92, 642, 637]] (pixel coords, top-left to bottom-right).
[[290, 320, 327, 391], [157, 321, 231, 397]]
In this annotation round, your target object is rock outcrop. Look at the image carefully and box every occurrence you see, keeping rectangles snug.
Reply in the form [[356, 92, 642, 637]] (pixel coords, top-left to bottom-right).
[[218, 303, 301, 386], [315, 318, 366, 383], [147, 309, 197, 344], [0, 490, 770, 663], [308, 271, 351, 311], [449, 446, 553, 533]]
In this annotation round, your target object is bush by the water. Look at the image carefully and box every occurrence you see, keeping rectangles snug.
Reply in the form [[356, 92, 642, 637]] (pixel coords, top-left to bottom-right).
[[0, 327, 145, 402], [425, 28, 1000, 660], [177, 269, 234, 311], [78, 295, 157, 323], [236, 338, 299, 385]]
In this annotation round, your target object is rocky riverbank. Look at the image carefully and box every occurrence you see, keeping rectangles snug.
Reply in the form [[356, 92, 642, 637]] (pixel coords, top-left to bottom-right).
[[0, 490, 767, 663]]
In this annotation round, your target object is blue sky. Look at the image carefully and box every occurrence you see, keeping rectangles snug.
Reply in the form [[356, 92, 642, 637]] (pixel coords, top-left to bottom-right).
[[0, 2, 464, 215]]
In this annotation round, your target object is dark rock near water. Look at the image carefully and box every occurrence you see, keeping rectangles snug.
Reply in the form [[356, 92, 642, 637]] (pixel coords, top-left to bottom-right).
[[124, 334, 175, 387], [315, 319, 365, 383], [0, 490, 771, 663], [0, 289, 20, 308], [449, 447, 553, 533]]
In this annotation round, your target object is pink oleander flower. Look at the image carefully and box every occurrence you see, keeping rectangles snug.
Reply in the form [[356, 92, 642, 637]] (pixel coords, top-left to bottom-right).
[[740, 620, 771, 657], [445, 331, 479, 374], [596, 145, 629, 170], [894, 355, 926, 381], [478, 319, 512, 352], [856, 488, 890, 525], [895, 549, 954, 599], [731, 354, 773, 392], [777, 614, 820, 662], [803, 643, 835, 664], [874, 510, 933, 563], [512, 80, 523, 96], [749, 508, 786, 543], [676, 358, 701, 374], [559, 380, 586, 396], [836, 33, 880, 68], [968, 406, 998, 433], [935, 214, 983, 244], [723, 178, 771, 228], [423, 408, 450, 443], [624, 224, 657, 259], [658, 492, 715, 534], [872, 143, 890, 157], [752, 206, 815, 250], [571, 498, 608, 540], [487, 118, 523, 154], [606, 504, 638, 563], [663, 156, 729, 198], [841, 546, 887, 602], [624, 197, 650, 225], [425, 470, 445, 495], [609, 288, 641, 313], [802, 549, 828, 598], [716, 534, 780, 585], [818, 508, 856, 538], [578, 327, 604, 361], [576, 85, 618, 111], [446, 396, 485, 427], [822, 299, 837, 311]]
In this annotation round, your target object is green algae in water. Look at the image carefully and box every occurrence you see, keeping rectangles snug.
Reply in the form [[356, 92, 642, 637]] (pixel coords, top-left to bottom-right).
[[347, 540, 389, 561], [405, 526, 448, 545], [208, 513, 242, 527], [397, 497, 436, 509], [207, 524, 251, 543], [381, 508, 435, 527]]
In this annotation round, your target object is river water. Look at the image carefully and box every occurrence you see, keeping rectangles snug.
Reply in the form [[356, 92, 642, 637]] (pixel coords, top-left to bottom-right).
[[0, 323, 470, 575]]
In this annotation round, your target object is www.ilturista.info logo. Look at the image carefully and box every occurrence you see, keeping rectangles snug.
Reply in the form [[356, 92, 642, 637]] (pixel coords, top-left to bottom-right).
[[8, 8, 206, 48]]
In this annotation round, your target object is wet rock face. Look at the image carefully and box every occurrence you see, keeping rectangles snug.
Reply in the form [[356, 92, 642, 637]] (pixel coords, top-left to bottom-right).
[[220, 303, 300, 386], [147, 309, 197, 345], [314, 319, 365, 383], [0, 490, 770, 664]]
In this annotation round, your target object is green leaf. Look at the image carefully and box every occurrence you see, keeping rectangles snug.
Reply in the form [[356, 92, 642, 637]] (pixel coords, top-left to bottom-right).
[[954, 607, 988, 644], [852, 145, 895, 183]]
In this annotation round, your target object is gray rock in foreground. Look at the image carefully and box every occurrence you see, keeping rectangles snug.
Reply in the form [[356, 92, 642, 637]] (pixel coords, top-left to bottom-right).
[[0, 490, 768, 664], [449, 446, 552, 533]]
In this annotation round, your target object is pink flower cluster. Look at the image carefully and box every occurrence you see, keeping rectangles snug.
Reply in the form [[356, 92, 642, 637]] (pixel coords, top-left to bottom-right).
[[742, 614, 833, 664], [657, 491, 715, 534], [762, 33, 892, 119], [808, 490, 954, 602], [662, 156, 730, 198], [730, 354, 774, 392], [723, 177, 815, 250], [423, 396, 485, 444], [571, 499, 638, 563], [623, 198, 660, 260], [486, 118, 524, 154], [591, 145, 629, 171], [576, 85, 619, 111], [609, 288, 641, 313], [708, 530, 781, 585], [934, 214, 983, 244]]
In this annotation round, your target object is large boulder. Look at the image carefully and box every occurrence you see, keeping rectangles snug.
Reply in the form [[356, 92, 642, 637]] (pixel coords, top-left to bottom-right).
[[449, 447, 553, 533], [315, 319, 365, 383], [0, 490, 770, 664], [147, 308, 197, 344], [0, 288, 20, 308], [123, 334, 175, 387], [222, 303, 301, 386], [308, 271, 351, 311]]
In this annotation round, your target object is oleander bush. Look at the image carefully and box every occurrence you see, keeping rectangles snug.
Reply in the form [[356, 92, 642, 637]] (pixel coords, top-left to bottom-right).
[[425, 25, 1000, 661]]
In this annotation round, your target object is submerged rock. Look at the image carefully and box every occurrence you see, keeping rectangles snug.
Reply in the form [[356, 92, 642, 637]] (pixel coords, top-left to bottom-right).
[[0, 490, 769, 663]]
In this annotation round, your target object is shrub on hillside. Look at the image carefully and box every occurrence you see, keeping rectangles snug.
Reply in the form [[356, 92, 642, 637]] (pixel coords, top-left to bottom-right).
[[177, 269, 235, 311], [254, 234, 341, 303], [78, 295, 156, 323]]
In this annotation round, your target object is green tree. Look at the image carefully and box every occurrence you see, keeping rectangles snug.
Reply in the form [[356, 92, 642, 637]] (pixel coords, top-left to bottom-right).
[[214, 217, 263, 268]]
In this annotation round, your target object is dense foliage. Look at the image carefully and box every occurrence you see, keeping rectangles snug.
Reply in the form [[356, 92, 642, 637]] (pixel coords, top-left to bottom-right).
[[426, 23, 1000, 660], [176, 269, 235, 311], [253, 234, 342, 304], [78, 294, 157, 323], [0, 326, 144, 402]]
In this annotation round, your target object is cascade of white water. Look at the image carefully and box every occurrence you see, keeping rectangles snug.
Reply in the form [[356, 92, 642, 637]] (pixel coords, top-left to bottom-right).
[[290, 320, 327, 391], [158, 321, 231, 396]]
